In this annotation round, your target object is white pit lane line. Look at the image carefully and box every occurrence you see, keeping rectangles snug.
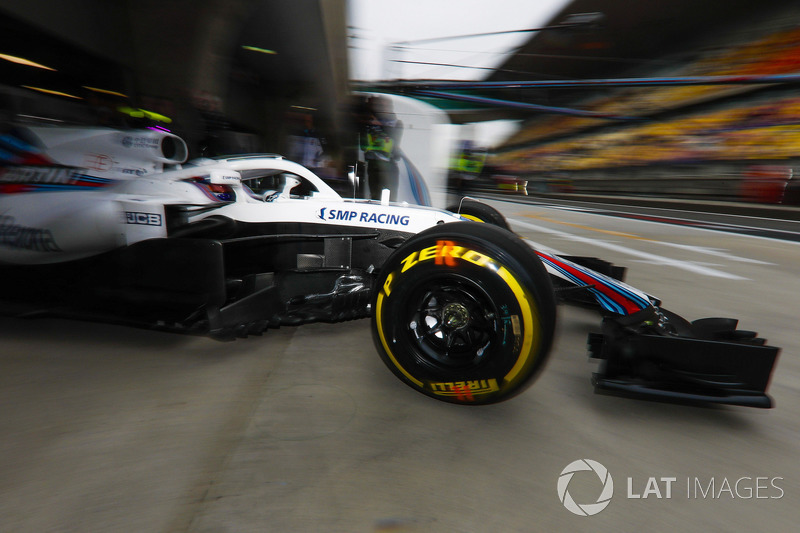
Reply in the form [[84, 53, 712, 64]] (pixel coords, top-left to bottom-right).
[[652, 241, 774, 265], [509, 217, 750, 280]]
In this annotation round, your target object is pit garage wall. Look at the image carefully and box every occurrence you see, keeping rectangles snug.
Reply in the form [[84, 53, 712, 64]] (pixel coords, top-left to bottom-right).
[[0, 0, 349, 158]]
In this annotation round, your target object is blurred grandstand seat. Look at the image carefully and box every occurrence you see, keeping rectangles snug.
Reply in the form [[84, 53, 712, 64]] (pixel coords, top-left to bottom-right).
[[491, 9, 800, 206]]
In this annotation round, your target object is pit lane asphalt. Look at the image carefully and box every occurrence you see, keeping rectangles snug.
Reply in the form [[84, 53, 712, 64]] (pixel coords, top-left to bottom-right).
[[1, 196, 798, 532]]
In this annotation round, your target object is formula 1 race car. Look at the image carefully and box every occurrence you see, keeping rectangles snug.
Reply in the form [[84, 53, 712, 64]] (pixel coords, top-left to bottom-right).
[[0, 125, 780, 407]]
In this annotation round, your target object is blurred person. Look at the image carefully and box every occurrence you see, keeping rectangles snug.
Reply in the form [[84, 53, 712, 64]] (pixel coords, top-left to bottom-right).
[[450, 141, 486, 195], [359, 96, 403, 200], [287, 112, 326, 172]]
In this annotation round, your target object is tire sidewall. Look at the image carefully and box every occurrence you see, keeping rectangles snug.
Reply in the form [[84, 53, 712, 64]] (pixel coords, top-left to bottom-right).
[[372, 222, 555, 404]]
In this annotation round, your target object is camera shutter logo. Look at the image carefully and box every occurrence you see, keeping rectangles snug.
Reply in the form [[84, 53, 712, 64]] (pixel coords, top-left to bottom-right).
[[557, 459, 614, 516]]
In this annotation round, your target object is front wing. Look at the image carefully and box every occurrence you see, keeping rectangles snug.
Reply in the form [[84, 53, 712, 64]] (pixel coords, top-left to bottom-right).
[[537, 251, 779, 408]]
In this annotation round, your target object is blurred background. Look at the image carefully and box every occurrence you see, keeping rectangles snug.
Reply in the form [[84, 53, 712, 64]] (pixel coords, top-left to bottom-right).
[[2, 0, 800, 206], [1, 5, 799, 531]]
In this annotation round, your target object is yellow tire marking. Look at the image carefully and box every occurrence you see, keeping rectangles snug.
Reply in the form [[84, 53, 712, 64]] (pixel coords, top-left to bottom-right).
[[378, 254, 542, 393], [461, 214, 485, 223], [496, 266, 540, 385]]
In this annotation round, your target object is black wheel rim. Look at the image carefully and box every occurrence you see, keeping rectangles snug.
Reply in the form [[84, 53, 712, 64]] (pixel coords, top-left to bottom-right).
[[404, 274, 500, 370]]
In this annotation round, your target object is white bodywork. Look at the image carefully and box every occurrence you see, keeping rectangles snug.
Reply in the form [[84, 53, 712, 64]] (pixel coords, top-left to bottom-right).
[[0, 126, 462, 265]]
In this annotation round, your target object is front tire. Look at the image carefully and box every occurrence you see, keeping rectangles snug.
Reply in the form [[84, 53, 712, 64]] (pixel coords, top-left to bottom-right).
[[446, 199, 510, 230], [372, 222, 556, 404]]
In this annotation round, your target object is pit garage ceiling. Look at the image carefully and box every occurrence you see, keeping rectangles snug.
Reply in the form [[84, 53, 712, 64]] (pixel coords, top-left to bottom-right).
[[0, 0, 348, 145]]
